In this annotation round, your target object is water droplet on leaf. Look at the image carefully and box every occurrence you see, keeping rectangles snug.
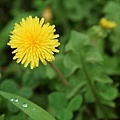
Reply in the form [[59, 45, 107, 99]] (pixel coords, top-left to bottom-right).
[[10, 98, 14, 102], [22, 103, 28, 108], [14, 99, 19, 103]]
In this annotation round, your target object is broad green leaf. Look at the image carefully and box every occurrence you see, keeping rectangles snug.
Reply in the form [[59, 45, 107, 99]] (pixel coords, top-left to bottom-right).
[[63, 0, 92, 21], [0, 80, 18, 93], [95, 83, 118, 101], [7, 101, 19, 113], [65, 30, 90, 52], [103, 101, 116, 108], [102, 54, 120, 75], [18, 87, 33, 99], [94, 74, 113, 83], [84, 45, 103, 63], [62, 109, 73, 120], [96, 105, 117, 119], [56, 109, 73, 120], [46, 64, 56, 79], [48, 92, 67, 110], [100, 86, 118, 101], [63, 0, 79, 9], [63, 51, 81, 76], [22, 70, 39, 89], [104, 1, 120, 53], [86, 63, 113, 83], [67, 95, 83, 111], [0, 91, 55, 120], [85, 88, 95, 103], [104, 1, 120, 21], [8, 112, 27, 120]]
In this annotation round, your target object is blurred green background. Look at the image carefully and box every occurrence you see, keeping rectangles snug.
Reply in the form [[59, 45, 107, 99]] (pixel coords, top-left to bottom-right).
[[0, 0, 120, 120]]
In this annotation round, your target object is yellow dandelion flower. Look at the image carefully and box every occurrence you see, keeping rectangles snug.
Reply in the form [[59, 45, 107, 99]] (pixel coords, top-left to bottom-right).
[[100, 18, 116, 29], [7, 16, 60, 69]]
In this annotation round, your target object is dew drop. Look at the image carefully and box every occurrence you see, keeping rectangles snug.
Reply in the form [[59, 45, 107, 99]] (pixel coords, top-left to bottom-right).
[[10, 98, 14, 102], [22, 103, 28, 108], [33, 108, 35, 110], [14, 99, 19, 103]]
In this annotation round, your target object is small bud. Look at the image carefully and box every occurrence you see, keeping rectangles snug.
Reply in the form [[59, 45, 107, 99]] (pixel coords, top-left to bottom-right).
[[42, 7, 53, 22]]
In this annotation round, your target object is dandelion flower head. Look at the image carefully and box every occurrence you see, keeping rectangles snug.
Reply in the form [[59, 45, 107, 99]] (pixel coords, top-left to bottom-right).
[[7, 16, 60, 69], [100, 18, 116, 29]]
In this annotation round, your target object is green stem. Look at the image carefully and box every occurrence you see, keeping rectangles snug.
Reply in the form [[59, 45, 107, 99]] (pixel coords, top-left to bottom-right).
[[80, 52, 109, 120], [49, 62, 70, 87]]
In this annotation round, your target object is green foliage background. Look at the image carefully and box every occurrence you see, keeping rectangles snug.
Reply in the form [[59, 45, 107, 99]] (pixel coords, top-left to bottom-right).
[[0, 0, 120, 120]]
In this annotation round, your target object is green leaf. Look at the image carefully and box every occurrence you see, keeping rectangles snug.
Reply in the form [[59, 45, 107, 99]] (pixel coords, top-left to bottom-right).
[[104, 1, 120, 20], [102, 55, 120, 75], [0, 80, 18, 93], [22, 70, 39, 89], [63, 0, 92, 21], [103, 1, 120, 53], [48, 92, 67, 110], [7, 101, 19, 113], [94, 74, 113, 84], [65, 30, 90, 52], [86, 63, 113, 83], [63, 51, 81, 76], [85, 88, 95, 103], [8, 112, 26, 120], [62, 109, 73, 120], [102, 101, 116, 108], [63, 0, 79, 9], [46, 64, 56, 80], [67, 95, 83, 111], [96, 105, 118, 119], [95, 82, 118, 101], [0, 91, 55, 120], [56, 109, 73, 120], [84, 45, 103, 63], [18, 87, 33, 99], [0, 114, 4, 120]]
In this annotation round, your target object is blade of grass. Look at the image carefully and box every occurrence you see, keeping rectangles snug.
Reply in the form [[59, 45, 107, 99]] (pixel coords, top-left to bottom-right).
[[0, 114, 4, 120], [0, 91, 55, 120]]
